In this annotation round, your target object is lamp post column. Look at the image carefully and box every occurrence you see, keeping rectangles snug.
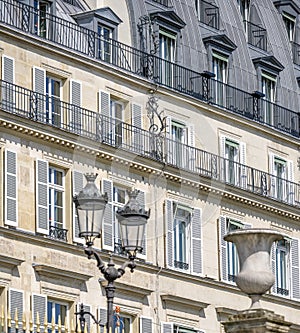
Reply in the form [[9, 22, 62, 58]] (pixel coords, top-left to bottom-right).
[[105, 282, 115, 332]]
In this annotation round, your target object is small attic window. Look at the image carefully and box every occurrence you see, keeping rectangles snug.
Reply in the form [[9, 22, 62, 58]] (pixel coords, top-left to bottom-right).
[[282, 11, 296, 41]]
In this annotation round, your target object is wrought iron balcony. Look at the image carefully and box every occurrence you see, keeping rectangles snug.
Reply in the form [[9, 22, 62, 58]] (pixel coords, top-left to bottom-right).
[[0, 0, 299, 139], [244, 20, 268, 51], [174, 260, 189, 270], [196, 0, 220, 30], [49, 225, 68, 241], [150, 0, 171, 7], [1, 80, 300, 210]]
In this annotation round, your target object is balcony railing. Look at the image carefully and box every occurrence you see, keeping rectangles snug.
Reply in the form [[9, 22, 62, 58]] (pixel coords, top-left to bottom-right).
[[1, 80, 300, 209], [0, 0, 299, 139], [292, 42, 300, 66], [244, 20, 268, 51], [49, 225, 68, 241], [196, 0, 220, 30], [150, 0, 171, 7]]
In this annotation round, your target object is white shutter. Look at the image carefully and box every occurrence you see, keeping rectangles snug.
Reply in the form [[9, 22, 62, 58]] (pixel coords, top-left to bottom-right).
[[33, 67, 46, 122], [132, 103, 143, 153], [140, 317, 152, 333], [287, 160, 295, 204], [188, 124, 196, 171], [219, 216, 228, 281], [70, 80, 82, 134], [240, 142, 246, 189], [102, 179, 114, 251], [191, 208, 202, 276], [32, 294, 47, 333], [99, 307, 107, 333], [9, 289, 23, 333], [36, 159, 49, 235], [72, 171, 85, 244], [4, 149, 18, 227], [165, 199, 174, 269], [269, 153, 275, 198], [136, 190, 147, 258], [161, 322, 173, 333], [2, 55, 15, 112], [291, 238, 300, 299], [98, 90, 111, 142], [165, 116, 172, 165], [271, 243, 277, 294], [2, 55, 15, 83]]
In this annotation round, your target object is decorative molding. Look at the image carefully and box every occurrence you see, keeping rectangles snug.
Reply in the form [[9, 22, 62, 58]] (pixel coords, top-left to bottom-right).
[[0, 255, 24, 270], [41, 285, 79, 301], [100, 280, 153, 299], [161, 294, 209, 310]]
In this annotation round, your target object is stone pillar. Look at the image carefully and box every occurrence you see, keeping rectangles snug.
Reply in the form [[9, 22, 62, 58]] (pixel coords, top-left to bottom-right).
[[223, 309, 291, 333]]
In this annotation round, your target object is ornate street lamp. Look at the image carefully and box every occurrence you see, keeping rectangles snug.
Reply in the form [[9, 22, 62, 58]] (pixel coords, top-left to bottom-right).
[[73, 174, 150, 332]]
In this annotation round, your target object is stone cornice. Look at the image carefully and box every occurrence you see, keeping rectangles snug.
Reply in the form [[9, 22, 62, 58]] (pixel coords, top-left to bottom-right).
[[0, 255, 24, 270], [161, 294, 209, 310]]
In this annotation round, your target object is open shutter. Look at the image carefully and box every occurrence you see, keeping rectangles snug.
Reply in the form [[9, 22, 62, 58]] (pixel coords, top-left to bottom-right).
[[191, 208, 202, 276], [72, 171, 85, 244], [32, 294, 47, 333], [161, 322, 173, 333], [140, 317, 152, 333], [102, 179, 114, 251], [36, 159, 49, 235], [165, 199, 174, 269], [9, 289, 23, 333], [269, 153, 275, 198], [287, 160, 295, 204], [70, 80, 82, 134], [291, 238, 300, 299], [4, 149, 18, 227], [33, 67, 46, 122], [99, 308, 107, 333], [240, 142, 246, 189], [137, 190, 147, 258], [2, 55, 15, 111], [219, 216, 228, 282], [98, 90, 111, 143], [271, 243, 277, 294], [219, 135, 226, 182], [132, 103, 143, 153]]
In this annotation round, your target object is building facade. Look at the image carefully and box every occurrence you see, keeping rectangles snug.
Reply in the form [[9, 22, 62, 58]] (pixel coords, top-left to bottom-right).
[[0, 0, 300, 332]]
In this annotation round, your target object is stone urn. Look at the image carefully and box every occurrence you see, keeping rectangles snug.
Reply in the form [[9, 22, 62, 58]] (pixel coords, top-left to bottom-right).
[[224, 229, 284, 309]]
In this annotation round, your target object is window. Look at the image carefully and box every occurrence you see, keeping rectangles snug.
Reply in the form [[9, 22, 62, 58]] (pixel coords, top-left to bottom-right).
[[195, 0, 219, 29], [113, 313, 131, 333], [225, 139, 239, 185], [273, 157, 287, 200], [261, 72, 276, 125], [46, 76, 62, 126], [97, 24, 112, 62], [47, 300, 68, 332], [212, 51, 228, 105], [174, 325, 198, 333], [34, 0, 49, 37], [169, 120, 187, 168], [165, 200, 202, 275], [237, 0, 250, 22], [275, 240, 290, 296], [282, 12, 296, 42], [159, 29, 176, 86], [226, 219, 242, 282]]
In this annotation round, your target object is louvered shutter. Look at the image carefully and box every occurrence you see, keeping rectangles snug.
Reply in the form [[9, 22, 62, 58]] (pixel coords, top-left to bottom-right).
[[2, 55, 15, 111], [269, 153, 275, 198], [161, 322, 173, 333], [140, 317, 152, 333], [99, 308, 107, 333], [9, 289, 23, 333], [287, 160, 295, 204], [70, 80, 82, 134], [33, 67, 46, 122], [219, 135, 226, 182], [136, 190, 147, 258], [191, 208, 202, 275], [165, 116, 172, 165], [132, 103, 143, 153], [32, 294, 47, 333], [36, 159, 49, 235], [165, 199, 174, 269], [188, 124, 196, 171], [219, 216, 228, 281], [240, 142, 246, 189], [73, 171, 85, 244], [98, 90, 111, 143], [102, 179, 114, 251], [271, 243, 277, 294], [291, 238, 300, 299], [4, 149, 18, 226]]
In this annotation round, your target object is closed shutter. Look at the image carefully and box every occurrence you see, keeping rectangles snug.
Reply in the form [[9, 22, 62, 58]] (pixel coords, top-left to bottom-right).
[[102, 179, 114, 251], [99, 308, 107, 333], [132, 103, 143, 153], [70, 80, 82, 134], [2, 55, 15, 111], [219, 216, 228, 281], [269, 153, 275, 198], [161, 322, 173, 333], [32, 294, 47, 333], [98, 90, 111, 143], [165, 199, 174, 269], [33, 67, 46, 122], [136, 190, 147, 258], [291, 238, 300, 299], [73, 171, 85, 244], [271, 243, 277, 294], [36, 159, 49, 235], [140, 317, 152, 333], [9, 289, 23, 333], [287, 160, 295, 204], [4, 149, 18, 226], [191, 208, 202, 275], [240, 142, 246, 189]]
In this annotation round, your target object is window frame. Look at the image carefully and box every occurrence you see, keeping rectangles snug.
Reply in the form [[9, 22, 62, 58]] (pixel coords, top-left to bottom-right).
[[113, 313, 132, 333], [282, 11, 296, 41], [45, 75, 62, 126], [47, 299, 69, 331], [275, 239, 290, 297]]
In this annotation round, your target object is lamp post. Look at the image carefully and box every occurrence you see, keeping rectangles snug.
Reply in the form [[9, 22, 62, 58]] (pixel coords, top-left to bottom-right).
[[73, 174, 150, 332]]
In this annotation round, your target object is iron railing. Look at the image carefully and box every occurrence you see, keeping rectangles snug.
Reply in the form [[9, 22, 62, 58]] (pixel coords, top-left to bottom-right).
[[49, 225, 68, 241], [1, 80, 300, 209], [244, 20, 268, 51], [292, 42, 300, 66], [196, 0, 219, 29], [150, 0, 171, 7], [174, 260, 189, 270], [0, 0, 299, 138]]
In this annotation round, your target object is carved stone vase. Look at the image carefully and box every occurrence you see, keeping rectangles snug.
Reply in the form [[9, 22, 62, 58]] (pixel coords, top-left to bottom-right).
[[224, 229, 284, 309]]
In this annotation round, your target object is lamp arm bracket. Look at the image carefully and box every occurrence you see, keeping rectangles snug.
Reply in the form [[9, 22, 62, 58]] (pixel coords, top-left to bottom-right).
[[85, 247, 106, 273], [119, 258, 136, 273]]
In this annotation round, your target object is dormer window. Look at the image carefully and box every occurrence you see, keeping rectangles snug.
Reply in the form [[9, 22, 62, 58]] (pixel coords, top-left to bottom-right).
[[34, 0, 49, 37], [97, 24, 112, 62], [237, 0, 250, 22], [159, 29, 176, 62], [282, 12, 296, 41]]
